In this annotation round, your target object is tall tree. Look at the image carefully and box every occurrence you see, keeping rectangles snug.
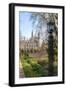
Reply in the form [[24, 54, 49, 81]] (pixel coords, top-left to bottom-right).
[[30, 12, 58, 48]]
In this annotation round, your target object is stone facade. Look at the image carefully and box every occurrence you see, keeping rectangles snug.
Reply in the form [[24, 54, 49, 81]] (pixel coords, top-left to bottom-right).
[[19, 31, 40, 51]]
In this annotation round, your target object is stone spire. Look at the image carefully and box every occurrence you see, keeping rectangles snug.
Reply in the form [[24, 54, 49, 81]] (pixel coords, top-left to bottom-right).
[[31, 30, 33, 38], [38, 32, 40, 40]]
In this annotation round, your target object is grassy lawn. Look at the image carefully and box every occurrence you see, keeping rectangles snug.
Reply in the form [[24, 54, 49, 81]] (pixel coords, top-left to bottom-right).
[[20, 52, 58, 77], [20, 53, 48, 77]]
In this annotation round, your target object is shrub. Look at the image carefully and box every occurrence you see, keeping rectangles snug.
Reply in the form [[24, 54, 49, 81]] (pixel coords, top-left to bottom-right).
[[23, 62, 33, 77], [31, 62, 47, 76], [21, 55, 49, 77], [31, 63, 41, 71]]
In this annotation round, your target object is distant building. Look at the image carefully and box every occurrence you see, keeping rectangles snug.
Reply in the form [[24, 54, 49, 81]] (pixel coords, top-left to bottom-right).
[[19, 30, 41, 51]]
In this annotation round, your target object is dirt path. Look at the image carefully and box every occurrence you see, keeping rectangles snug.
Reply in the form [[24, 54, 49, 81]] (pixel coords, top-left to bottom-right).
[[19, 61, 25, 78]]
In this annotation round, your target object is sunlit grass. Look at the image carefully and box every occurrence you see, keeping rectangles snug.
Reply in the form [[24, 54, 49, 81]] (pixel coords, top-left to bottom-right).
[[20, 51, 58, 77]]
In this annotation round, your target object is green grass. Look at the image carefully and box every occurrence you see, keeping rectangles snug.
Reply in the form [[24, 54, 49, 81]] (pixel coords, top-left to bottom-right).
[[20, 52, 58, 77]]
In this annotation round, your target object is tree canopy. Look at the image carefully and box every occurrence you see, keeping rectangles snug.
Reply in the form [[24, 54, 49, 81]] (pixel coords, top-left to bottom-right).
[[30, 12, 58, 48]]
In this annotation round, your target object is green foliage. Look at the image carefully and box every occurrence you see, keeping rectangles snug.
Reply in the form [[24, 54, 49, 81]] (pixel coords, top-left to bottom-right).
[[54, 48, 57, 55], [54, 48, 58, 61], [23, 52, 29, 59], [23, 63, 33, 77], [20, 51, 57, 77]]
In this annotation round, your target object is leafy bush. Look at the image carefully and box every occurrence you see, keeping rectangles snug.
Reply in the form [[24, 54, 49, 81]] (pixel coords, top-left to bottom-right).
[[20, 51, 57, 77], [31, 63, 41, 71], [54, 48, 58, 61], [31, 62, 48, 76], [23, 62, 33, 77]]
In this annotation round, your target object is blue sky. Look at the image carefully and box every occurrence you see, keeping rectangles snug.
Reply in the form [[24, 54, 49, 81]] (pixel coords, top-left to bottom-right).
[[19, 12, 33, 39], [19, 12, 47, 41]]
